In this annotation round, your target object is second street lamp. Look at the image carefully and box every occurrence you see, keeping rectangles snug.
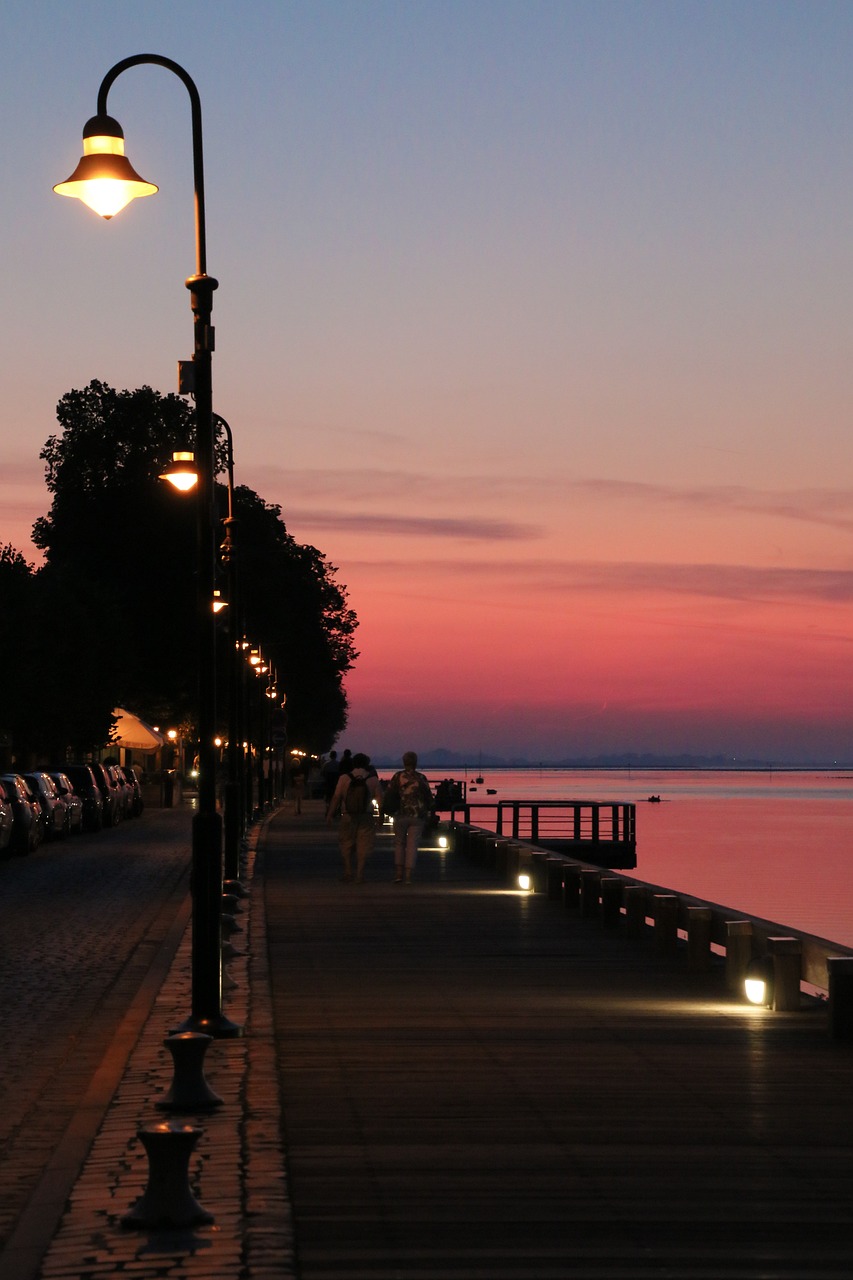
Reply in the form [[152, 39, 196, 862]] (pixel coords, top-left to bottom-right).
[[213, 414, 244, 880], [55, 54, 239, 1037]]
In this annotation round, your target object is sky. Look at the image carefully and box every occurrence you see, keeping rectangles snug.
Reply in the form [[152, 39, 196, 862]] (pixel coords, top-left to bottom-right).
[[3, 0, 853, 764]]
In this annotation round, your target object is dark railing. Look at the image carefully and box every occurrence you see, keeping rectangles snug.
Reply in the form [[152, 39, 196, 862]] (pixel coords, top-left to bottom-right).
[[445, 800, 636, 868], [450, 821, 853, 1005]]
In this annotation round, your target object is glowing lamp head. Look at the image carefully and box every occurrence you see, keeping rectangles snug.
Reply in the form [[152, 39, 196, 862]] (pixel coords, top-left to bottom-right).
[[438, 834, 449, 850], [518, 872, 532, 892], [54, 114, 158, 219], [160, 451, 198, 492]]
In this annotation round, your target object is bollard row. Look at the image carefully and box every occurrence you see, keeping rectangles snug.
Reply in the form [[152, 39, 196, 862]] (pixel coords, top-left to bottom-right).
[[119, 870, 251, 1231]]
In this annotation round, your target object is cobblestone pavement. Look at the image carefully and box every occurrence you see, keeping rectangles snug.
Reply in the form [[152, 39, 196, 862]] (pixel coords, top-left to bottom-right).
[[0, 802, 294, 1280], [0, 804, 194, 1263]]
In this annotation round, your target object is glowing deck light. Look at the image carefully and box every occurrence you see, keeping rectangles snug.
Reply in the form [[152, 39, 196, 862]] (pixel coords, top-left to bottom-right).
[[745, 957, 774, 1006]]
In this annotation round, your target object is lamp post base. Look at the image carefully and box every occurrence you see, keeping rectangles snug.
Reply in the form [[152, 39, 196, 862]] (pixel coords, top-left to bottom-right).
[[171, 1012, 243, 1039]]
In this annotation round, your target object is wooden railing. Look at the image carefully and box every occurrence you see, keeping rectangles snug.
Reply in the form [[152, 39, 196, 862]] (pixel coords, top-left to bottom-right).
[[450, 821, 853, 1014], [443, 800, 636, 869]]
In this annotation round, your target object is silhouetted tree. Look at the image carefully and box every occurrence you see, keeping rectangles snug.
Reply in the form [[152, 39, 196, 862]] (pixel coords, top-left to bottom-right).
[[30, 380, 358, 758]]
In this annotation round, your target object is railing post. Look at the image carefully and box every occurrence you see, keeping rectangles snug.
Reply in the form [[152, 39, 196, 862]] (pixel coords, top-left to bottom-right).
[[767, 936, 802, 1011], [725, 920, 753, 992], [562, 863, 581, 909], [580, 868, 600, 917], [493, 836, 511, 878], [686, 906, 712, 971], [653, 894, 679, 953], [827, 957, 853, 1042], [600, 877, 622, 929], [546, 857, 565, 900], [530, 851, 549, 894], [623, 885, 647, 939]]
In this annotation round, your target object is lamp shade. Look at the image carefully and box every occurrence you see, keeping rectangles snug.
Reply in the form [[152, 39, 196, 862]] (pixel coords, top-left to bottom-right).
[[160, 451, 198, 492], [54, 114, 158, 219]]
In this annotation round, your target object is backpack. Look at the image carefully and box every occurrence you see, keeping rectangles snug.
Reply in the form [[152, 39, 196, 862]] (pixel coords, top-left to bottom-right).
[[344, 774, 370, 817]]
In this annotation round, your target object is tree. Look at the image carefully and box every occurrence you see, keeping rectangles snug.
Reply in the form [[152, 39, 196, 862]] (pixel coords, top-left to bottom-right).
[[31, 380, 358, 756], [231, 485, 358, 751]]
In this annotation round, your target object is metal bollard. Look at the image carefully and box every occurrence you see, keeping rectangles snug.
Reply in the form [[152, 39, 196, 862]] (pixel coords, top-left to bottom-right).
[[221, 911, 243, 937], [223, 877, 248, 898], [122, 1123, 214, 1228], [157, 1032, 223, 1111]]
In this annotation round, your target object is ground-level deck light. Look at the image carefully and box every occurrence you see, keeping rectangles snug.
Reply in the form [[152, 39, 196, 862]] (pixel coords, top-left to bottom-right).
[[744, 956, 774, 1007]]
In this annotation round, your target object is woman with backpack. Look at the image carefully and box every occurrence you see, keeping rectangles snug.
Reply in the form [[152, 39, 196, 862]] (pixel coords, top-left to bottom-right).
[[326, 752, 383, 882], [382, 751, 434, 884]]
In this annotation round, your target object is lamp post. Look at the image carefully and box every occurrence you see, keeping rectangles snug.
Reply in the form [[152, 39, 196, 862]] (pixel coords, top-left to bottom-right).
[[55, 55, 239, 1037], [213, 414, 244, 880]]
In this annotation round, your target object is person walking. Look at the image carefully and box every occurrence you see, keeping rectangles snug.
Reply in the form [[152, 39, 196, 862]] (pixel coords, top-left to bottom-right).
[[384, 751, 434, 884], [326, 752, 383, 883], [321, 750, 340, 805]]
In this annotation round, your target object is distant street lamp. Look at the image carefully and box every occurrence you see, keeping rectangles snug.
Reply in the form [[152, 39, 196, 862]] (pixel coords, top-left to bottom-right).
[[213, 414, 243, 879], [55, 54, 239, 1037]]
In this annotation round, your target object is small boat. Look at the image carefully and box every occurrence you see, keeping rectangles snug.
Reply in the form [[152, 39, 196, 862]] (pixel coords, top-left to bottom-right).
[[647, 795, 661, 803], [486, 788, 497, 795]]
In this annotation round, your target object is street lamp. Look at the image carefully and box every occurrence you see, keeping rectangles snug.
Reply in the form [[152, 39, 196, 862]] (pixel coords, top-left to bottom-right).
[[55, 54, 239, 1038]]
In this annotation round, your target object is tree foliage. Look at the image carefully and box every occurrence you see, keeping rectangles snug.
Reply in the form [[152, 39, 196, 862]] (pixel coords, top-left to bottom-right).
[[1, 380, 358, 764]]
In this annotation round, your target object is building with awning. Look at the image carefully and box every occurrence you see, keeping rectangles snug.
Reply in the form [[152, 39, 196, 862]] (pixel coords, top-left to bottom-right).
[[109, 707, 165, 773]]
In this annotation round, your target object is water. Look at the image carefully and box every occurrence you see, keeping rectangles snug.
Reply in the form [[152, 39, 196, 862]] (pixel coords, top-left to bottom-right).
[[424, 767, 853, 947]]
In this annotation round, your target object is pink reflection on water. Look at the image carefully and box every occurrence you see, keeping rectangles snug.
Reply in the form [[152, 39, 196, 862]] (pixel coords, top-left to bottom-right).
[[427, 768, 853, 946]]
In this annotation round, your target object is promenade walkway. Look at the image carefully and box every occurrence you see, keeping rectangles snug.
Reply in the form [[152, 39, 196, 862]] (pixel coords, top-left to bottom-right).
[[4, 800, 853, 1279]]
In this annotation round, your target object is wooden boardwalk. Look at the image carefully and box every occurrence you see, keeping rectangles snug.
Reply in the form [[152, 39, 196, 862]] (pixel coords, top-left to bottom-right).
[[262, 804, 853, 1279]]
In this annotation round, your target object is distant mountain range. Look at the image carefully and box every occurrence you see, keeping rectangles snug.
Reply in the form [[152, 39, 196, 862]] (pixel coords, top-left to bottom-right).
[[370, 748, 784, 770]]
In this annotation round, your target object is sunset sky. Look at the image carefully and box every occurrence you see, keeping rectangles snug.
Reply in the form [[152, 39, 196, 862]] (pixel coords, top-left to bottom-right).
[[4, 1, 853, 763]]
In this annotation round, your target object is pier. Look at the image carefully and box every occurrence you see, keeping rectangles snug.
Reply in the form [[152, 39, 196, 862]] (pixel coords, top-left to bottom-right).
[[444, 797, 638, 868], [264, 807, 853, 1276]]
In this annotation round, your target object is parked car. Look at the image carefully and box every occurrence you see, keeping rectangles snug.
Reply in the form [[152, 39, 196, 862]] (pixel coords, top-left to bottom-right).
[[90, 762, 122, 826], [23, 771, 68, 840], [1, 773, 43, 854], [48, 771, 84, 835], [62, 764, 104, 833], [109, 764, 135, 820], [0, 780, 14, 855], [119, 765, 144, 817]]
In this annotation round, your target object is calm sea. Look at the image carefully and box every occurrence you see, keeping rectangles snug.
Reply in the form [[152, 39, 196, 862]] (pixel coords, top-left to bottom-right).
[[422, 767, 853, 948]]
